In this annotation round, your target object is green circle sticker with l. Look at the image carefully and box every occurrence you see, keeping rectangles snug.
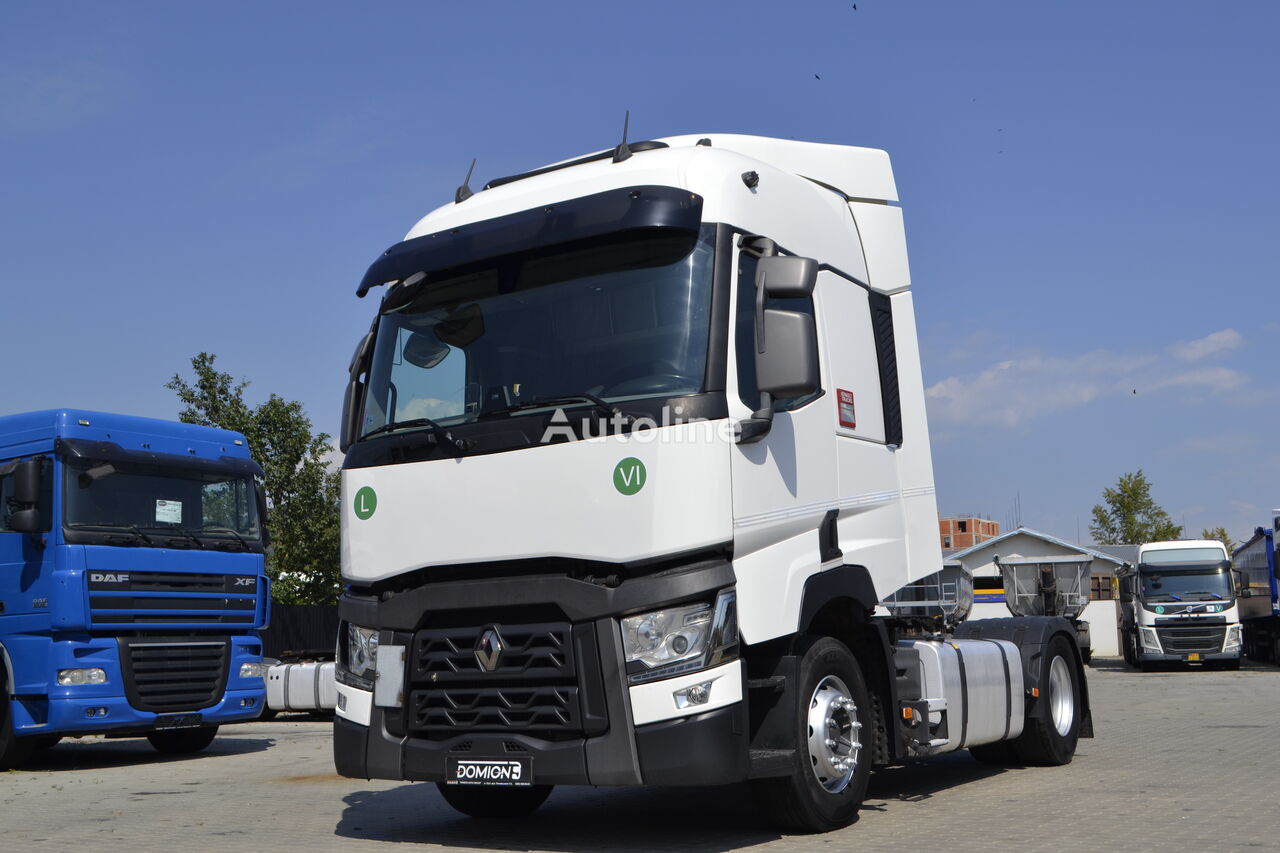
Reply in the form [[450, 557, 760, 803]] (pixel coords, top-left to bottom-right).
[[613, 457, 646, 496], [353, 486, 378, 520]]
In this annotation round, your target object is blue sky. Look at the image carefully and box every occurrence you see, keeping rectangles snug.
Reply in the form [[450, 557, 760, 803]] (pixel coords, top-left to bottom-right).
[[3, 2, 1277, 545]]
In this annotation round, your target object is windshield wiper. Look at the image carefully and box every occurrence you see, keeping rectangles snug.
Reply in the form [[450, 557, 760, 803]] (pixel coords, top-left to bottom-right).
[[361, 417, 465, 455], [140, 525, 205, 550], [202, 526, 252, 551], [484, 393, 634, 424], [68, 522, 155, 545], [1185, 591, 1225, 600]]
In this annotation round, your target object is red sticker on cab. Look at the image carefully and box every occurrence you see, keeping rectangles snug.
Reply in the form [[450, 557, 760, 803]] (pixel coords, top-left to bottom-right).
[[837, 389, 856, 428]]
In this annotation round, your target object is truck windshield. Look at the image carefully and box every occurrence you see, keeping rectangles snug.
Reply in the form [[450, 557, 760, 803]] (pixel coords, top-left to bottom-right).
[[1140, 568, 1234, 603], [63, 458, 261, 547], [361, 226, 714, 437]]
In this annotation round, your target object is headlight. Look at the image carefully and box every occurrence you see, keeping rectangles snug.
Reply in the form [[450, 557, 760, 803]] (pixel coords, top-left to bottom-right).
[[239, 661, 268, 679], [347, 624, 379, 678], [1139, 627, 1161, 653], [58, 668, 107, 686], [621, 589, 738, 683], [1224, 625, 1243, 653]]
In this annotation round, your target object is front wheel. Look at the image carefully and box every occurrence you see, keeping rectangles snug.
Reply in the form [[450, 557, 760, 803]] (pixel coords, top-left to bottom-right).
[[147, 725, 219, 755], [751, 636, 873, 833], [435, 783, 553, 818]]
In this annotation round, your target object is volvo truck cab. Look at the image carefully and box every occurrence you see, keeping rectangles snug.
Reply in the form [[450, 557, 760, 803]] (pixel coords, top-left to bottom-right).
[[1119, 539, 1241, 670], [332, 134, 1091, 832]]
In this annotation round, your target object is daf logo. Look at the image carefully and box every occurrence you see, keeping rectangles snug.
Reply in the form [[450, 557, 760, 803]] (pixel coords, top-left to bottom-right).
[[90, 573, 129, 584], [474, 627, 505, 673]]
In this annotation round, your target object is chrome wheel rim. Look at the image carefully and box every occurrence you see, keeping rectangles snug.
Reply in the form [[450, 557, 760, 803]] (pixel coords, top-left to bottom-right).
[[806, 675, 862, 793], [1048, 655, 1075, 736]]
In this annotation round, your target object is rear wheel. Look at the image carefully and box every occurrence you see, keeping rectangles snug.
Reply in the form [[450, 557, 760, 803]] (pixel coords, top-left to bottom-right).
[[147, 725, 219, 755], [751, 637, 872, 833], [0, 690, 35, 770], [435, 783, 553, 818], [1011, 634, 1081, 766]]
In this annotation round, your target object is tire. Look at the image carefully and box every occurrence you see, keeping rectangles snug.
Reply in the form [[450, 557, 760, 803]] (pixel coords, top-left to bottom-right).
[[0, 690, 35, 771], [751, 637, 873, 833], [435, 783, 553, 818], [1121, 630, 1135, 666], [147, 725, 219, 755], [1010, 634, 1081, 766], [969, 739, 1020, 765], [258, 708, 279, 722]]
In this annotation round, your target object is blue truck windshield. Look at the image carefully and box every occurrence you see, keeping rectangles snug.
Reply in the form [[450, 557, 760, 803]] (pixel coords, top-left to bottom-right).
[[63, 457, 261, 548], [361, 226, 715, 437]]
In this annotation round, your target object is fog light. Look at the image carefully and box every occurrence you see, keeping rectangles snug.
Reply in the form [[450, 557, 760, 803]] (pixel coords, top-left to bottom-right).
[[240, 697, 256, 708], [674, 680, 713, 709], [84, 706, 109, 718], [58, 668, 107, 686], [240, 661, 268, 679]]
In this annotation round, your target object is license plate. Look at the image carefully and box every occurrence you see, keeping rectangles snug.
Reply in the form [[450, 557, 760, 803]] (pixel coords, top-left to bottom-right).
[[154, 713, 203, 729], [1187, 653, 1201, 661], [447, 756, 533, 786]]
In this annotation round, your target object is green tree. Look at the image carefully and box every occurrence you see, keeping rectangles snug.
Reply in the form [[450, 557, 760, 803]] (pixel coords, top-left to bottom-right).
[[1089, 470, 1183, 545], [1200, 526, 1234, 556], [167, 353, 340, 604]]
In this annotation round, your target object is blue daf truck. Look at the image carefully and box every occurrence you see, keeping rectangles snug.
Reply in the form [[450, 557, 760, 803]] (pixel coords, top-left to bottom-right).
[[0, 409, 270, 768]]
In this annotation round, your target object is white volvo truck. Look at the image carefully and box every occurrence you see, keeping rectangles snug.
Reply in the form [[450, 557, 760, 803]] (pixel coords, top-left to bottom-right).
[[1118, 539, 1242, 670], [331, 134, 1092, 832]]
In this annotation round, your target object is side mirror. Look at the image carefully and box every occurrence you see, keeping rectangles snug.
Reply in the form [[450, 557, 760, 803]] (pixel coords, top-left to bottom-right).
[[13, 458, 41, 504], [756, 309, 819, 398], [9, 507, 40, 533], [737, 253, 820, 445], [756, 255, 818, 299], [256, 482, 272, 549], [340, 329, 376, 453]]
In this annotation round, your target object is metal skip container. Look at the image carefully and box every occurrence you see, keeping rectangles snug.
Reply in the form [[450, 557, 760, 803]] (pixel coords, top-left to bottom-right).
[[996, 555, 1092, 619]]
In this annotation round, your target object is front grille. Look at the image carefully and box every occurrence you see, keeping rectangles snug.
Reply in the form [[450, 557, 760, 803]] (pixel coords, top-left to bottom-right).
[[118, 637, 231, 712], [411, 685, 580, 732], [406, 621, 605, 739], [89, 571, 258, 629], [1157, 625, 1226, 655]]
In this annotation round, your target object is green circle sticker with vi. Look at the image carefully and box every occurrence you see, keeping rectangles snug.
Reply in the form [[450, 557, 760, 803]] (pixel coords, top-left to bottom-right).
[[613, 457, 646, 496], [353, 486, 378, 520]]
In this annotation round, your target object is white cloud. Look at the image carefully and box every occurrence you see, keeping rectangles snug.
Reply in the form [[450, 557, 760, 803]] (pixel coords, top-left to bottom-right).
[[0, 62, 127, 133], [1169, 329, 1243, 362], [925, 345, 1249, 429]]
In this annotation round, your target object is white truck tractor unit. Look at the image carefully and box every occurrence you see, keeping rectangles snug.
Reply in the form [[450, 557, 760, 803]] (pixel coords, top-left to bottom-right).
[[1118, 539, 1242, 670], [331, 133, 1092, 832]]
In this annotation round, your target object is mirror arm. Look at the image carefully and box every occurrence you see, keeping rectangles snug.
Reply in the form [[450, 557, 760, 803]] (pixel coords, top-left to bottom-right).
[[737, 392, 775, 445]]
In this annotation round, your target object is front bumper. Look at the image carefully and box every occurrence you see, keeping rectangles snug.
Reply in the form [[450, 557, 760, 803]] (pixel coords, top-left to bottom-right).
[[335, 694, 748, 787], [1140, 650, 1240, 663], [13, 687, 264, 737], [333, 557, 749, 786]]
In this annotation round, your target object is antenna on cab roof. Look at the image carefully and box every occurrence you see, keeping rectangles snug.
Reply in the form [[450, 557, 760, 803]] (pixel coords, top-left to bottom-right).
[[455, 158, 477, 204], [613, 111, 632, 163]]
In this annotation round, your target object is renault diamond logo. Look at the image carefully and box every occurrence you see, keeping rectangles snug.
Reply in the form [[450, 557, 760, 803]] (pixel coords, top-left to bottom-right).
[[475, 628, 504, 673]]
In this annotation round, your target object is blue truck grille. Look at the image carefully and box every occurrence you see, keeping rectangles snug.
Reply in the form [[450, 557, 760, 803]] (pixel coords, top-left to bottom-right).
[[118, 637, 231, 712], [88, 570, 258, 628]]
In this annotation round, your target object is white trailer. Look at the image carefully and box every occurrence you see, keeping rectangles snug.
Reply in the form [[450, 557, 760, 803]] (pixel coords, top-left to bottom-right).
[[330, 133, 1092, 832], [1118, 539, 1241, 670]]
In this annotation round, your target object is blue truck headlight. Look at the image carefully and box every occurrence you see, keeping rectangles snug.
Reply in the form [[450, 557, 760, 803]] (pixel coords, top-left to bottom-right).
[[239, 662, 268, 679], [347, 624, 379, 679], [621, 589, 738, 683], [58, 668, 107, 686]]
